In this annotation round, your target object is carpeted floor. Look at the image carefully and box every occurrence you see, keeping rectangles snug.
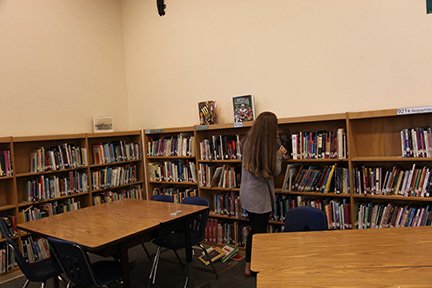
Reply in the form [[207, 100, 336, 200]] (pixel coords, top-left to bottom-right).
[[0, 243, 256, 288]]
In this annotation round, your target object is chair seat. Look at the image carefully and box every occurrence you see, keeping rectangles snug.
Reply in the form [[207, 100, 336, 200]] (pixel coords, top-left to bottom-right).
[[153, 230, 202, 250], [28, 258, 63, 282], [92, 260, 122, 285]]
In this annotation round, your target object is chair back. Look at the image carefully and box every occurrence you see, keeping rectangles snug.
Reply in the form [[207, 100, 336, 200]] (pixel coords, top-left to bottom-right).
[[181, 196, 209, 243], [283, 206, 328, 232], [0, 218, 34, 278], [151, 194, 173, 202], [48, 237, 96, 287]]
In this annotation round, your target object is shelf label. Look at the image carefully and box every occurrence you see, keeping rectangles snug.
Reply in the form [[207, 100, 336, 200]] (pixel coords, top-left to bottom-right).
[[397, 106, 432, 115], [196, 125, 209, 131], [234, 122, 243, 128], [145, 129, 164, 134]]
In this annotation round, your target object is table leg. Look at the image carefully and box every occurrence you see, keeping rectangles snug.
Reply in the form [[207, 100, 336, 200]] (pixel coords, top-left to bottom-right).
[[121, 244, 131, 288], [184, 217, 193, 288]]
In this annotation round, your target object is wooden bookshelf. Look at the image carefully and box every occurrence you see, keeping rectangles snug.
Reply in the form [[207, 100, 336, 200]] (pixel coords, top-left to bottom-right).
[[348, 108, 432, 229], [86, 131, 144, 205], [192, 107, 432, 243], [0, 131, 146, 279], [143, 127, 198, 201]]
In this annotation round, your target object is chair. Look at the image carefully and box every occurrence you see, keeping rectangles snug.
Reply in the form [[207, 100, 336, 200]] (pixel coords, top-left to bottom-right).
[[283, 206, 328, 232], [141, 194, 175, 261], [0, 218, 64, 288], [151, 194, 174, 203], [148, 196, 217, 285], [48, 237, 122, 288]]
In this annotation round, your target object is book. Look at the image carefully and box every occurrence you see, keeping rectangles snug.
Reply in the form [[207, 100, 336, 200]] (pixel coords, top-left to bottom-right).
[[198, 246, 225, 266], [198, 101, 217, 125], [232, 95, 255, 123], [220, 244, 239, 263]]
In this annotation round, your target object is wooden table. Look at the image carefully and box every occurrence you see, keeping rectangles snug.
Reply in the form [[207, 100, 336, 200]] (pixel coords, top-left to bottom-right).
[[251, 226, 432, 287], [17, 199, 208, 288]]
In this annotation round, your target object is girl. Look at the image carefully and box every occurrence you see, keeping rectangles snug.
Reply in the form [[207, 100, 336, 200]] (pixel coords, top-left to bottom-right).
[[240, 111, 287, 276]]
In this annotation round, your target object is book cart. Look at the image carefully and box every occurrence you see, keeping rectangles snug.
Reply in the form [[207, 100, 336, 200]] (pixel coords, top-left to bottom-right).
[[0, 131, 145, 279]]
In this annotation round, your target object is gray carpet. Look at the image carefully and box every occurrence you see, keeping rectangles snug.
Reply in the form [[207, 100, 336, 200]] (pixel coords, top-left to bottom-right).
[[0, 243, 256, 288]]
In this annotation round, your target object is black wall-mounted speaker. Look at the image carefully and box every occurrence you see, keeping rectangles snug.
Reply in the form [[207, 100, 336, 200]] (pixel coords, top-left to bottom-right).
[[157, 0, 166, 16]]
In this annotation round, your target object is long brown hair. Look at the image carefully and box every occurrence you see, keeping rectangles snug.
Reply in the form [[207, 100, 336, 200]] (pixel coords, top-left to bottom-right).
[[242, 111, 278, 179]]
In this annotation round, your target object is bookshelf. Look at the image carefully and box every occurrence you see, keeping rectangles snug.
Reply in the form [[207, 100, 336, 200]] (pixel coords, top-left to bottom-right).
[[194, 122, 252, 247], [143, 127, 197, 202], [276, 113, 352, 230], [87, 131, 144, 205], [0, 131, 146, 279], [348, 109, 432, 229], [187, 107, 432, 245]]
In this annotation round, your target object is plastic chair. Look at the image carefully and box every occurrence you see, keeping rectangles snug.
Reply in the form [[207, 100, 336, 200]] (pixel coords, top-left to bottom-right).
[[148, 196, 217, 285], [151, 194, 174, 203], [48, 237, 122, 288], [141, 194, 175, 261], [0, 218, 64, 288], [283, 206, 328, 232]]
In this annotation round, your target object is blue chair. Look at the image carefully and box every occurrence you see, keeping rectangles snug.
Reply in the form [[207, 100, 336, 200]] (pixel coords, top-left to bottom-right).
[[141, 194, 175, 261], [151, 194, 174, 202], [148, 196, 217, 285], [48, 237, 122, 288], [283, 206, 328, 232], [0, 218, 65, 288]]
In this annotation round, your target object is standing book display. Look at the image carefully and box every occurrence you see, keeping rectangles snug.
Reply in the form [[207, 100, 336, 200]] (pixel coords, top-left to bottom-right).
[[232, 95, 255, 124]]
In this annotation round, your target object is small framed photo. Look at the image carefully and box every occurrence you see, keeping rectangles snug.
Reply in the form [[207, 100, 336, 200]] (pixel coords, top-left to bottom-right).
[[93, 116, 113, 133], [232, 95, 255, 124]]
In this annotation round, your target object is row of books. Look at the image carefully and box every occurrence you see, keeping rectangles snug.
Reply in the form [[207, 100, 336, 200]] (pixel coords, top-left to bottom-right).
[[355, 202, 432, 229], [0, 217, 17, 240], [401, 127, 432, 157], [198, 164, 241, 188], [92, 141, 140, 165], [22, 237, 50, 263], [199, 135, 242, 161], [30, 144, 87, 172], [148, 161, 197, 183], [151, 187, 197, 203], [205, 219, 249, 247], [0, 150, 12, 177], [92, 186, 142, 205], [147, 135, 195, 157], [272, 195, 352, 229], [213, 192, 245, 218], [353, 164, 432, 197], [290, 129, 347, 160], [18, 199, 81, 222], [91, 165, 138, 190], [0, 245, 16, 273], [282, 164, 349, 194], [26, 172, 88, 202]]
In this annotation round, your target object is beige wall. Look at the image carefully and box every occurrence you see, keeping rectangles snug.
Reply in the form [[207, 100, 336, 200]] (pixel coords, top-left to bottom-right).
[[123, 0, 432, 129], [2, 1, 432, 135], [0, 0, 129, 136]]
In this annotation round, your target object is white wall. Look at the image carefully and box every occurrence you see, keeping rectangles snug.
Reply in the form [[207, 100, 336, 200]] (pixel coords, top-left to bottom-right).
[[122, 0, 432, 129], [0, 0, 129, 136]]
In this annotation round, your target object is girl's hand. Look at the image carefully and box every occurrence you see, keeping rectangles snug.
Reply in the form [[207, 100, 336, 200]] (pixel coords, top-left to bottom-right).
[[277, 145, 287, 156]]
